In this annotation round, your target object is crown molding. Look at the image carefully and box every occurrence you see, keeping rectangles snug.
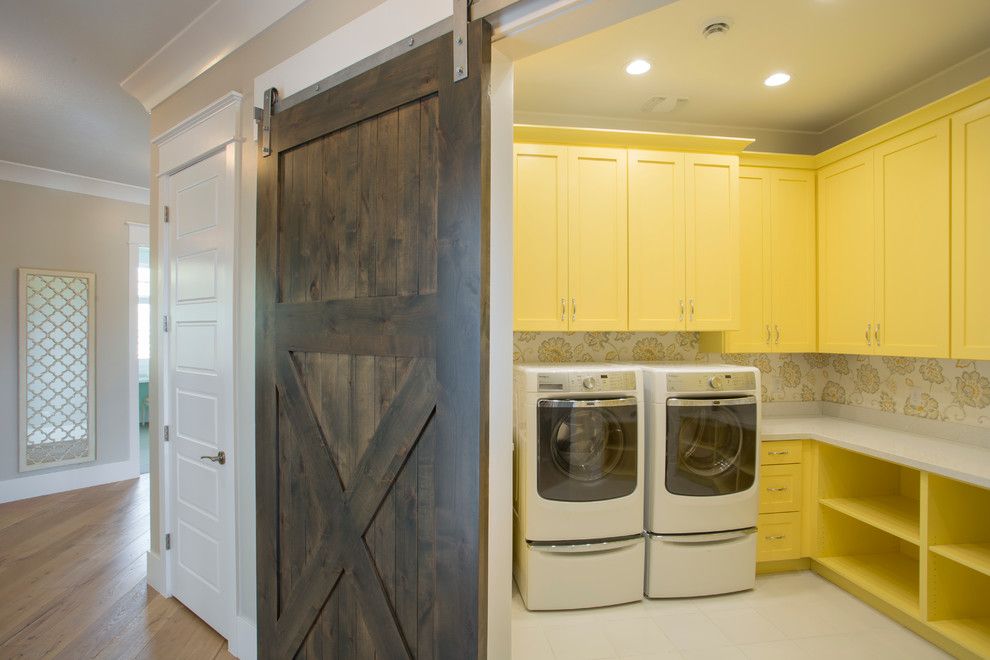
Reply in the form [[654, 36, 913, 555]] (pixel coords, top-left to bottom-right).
[[0, 160, 150, 205], [121, 0, 305, 112]]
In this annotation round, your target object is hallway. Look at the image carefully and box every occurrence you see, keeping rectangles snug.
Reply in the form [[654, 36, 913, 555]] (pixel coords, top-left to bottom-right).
[[0, 476, 233, 658]]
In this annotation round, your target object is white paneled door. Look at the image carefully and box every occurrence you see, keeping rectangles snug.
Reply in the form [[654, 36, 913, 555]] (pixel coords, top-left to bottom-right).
[[166, 147, 235, 639]]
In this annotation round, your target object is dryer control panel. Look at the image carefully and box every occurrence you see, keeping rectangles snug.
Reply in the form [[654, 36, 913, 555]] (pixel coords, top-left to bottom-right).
[[666, 371, 756, 393], [537, 371, 637, 392]]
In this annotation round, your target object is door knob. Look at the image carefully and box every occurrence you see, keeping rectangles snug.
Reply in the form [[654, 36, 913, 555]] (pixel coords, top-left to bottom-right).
[[200, 451, 226, 465]]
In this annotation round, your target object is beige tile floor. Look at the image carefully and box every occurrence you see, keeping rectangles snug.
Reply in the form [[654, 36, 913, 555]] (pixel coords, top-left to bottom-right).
[[511, 571, 950, 660]]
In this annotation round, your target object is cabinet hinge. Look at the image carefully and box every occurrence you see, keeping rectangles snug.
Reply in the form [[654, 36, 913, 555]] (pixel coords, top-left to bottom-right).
[[165, 533, 171, 550], [164, 205, 170, 223], [163, 425, 170, 442]]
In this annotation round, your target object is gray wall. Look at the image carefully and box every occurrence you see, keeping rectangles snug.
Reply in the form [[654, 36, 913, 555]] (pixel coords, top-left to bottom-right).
[[0, 179, 148, 482]]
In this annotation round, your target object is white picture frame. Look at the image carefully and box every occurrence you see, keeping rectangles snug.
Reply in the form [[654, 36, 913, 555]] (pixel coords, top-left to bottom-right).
[[18, 268, 97, 471]]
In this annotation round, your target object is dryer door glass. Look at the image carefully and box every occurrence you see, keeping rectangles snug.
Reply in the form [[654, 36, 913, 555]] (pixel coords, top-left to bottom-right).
[[537, 397, 638, 502], [665, 396, 757, 496]]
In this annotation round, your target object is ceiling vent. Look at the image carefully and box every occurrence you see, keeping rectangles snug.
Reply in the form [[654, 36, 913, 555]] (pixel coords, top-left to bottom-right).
[[641, 96, 686, 113], [702, 20, 731, 39]]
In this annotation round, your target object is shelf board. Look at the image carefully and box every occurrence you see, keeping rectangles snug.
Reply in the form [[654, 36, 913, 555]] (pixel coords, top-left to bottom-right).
[[820, 495, 920, 544], [930, 618, 990, 657], [816, 554, 920, 617], [930, 543, 990, 578]]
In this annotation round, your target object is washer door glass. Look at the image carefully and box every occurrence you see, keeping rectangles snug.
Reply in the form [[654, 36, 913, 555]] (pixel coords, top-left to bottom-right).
[[537, 398, 638, 502], [665, 397, 756, 497]]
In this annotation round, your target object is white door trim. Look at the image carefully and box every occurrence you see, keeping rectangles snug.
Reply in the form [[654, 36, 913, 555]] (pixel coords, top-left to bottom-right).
[[151, 91, 242, 645]]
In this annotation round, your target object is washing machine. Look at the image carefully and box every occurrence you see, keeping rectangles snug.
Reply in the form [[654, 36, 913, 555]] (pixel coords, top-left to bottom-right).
[[640, 364, 760, 598], [513, 364, 645, 610]]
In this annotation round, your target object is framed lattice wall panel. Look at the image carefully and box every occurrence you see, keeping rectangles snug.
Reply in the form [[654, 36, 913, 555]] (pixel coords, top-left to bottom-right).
[[18, 268, 96, 471]]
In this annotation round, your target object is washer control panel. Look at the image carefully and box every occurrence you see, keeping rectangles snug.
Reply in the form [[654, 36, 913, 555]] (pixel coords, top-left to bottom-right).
[[666, 371, 756, 393], [537, 371, 637, 392]]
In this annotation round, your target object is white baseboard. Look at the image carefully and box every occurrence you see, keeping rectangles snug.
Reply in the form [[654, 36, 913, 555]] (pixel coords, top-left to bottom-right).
[[229, 615, 257, 660], [146, 550, 166, 595], [0, 458, 140, 504]]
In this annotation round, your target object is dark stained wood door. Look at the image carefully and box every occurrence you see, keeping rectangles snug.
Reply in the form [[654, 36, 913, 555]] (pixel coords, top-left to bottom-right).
[[256, 22, 491, 659]]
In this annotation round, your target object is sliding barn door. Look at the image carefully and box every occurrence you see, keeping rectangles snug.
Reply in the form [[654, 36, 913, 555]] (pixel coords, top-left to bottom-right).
[[256, 22, 491, 660]]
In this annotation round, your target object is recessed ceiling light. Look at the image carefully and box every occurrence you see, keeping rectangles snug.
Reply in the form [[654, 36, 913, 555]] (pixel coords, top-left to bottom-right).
[[626, 59, 651, 76], [764, 72, 791, 87]]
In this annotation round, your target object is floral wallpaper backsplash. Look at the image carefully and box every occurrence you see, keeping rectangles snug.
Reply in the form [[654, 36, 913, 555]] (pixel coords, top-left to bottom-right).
[[512, 332, 990, 428]]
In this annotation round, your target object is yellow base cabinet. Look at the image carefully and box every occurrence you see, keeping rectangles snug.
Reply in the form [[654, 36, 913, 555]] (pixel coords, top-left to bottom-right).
[[628, 150, 740, 331], [702, 167, 815, 353], [757, 440, 805, 564], [951, 97, 990, 360]]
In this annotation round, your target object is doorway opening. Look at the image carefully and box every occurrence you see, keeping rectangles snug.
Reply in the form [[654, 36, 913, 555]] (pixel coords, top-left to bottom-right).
[[137, 245, 150, 474]]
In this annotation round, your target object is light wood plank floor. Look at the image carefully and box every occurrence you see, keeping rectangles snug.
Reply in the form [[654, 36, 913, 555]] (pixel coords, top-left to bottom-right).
[[0, 476, 235, 659]]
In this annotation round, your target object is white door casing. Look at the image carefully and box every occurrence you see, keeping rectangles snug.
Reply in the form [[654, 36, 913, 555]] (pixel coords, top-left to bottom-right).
[[165, 146, 237, 639]]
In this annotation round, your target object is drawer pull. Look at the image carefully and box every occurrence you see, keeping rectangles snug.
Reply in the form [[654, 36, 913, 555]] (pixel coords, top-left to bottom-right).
[[767, 450, 789, 456], [765, 535, 786, 541], [766, 487, 788, 492]]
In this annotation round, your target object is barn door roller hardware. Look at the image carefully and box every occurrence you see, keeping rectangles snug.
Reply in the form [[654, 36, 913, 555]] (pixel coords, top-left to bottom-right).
[[453, 0, 469, 82], [262, 87, 277, 157]]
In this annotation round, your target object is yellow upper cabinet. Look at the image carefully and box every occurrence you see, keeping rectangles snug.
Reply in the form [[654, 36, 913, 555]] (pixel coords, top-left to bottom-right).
[[685, 154, 740, 331], [818, 121, 950, 357], [710, 167, 815, 353], [770, 169, 817, 352], [514, 144, 568, 330], [818, 150, 877, 354], [628, 150, 685, 330], [717, 167, 771, 351], [628, 151, 740, 331], [951, 98, 990, 360], [874, 120, 950, 358], [567, 147, 628, 331]]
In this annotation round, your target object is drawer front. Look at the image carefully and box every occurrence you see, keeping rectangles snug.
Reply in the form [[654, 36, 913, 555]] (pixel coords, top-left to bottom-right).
[[757, 512, 802, 562], [762, 440, 803, 465], [759, 463, 803, 514]]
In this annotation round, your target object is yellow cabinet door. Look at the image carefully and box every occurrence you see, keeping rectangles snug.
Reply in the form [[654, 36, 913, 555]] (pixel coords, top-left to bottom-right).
[[513, 144, 568, 330], [874, 120, 950, 358], [722, 167, 771, 350], [818, 151, 876, 354], [770, 169, 817, 352], [952, 98, 990, 359], [685, 154, 740, 331], [567, 147, 628, 330], [628, 150, 685, 330]]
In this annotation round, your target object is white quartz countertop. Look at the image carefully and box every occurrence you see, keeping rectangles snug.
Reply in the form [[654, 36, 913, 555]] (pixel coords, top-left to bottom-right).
[[762, 415, 990, 490]]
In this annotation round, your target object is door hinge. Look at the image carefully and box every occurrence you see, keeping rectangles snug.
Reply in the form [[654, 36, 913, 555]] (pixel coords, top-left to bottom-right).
[[163, 205, 170, 223], [165, 533, 171, 550], [453, 0, 468, 82], [162, 314, 168, 332], [262, 87, 277, 157], [163, 425, 170, 442]]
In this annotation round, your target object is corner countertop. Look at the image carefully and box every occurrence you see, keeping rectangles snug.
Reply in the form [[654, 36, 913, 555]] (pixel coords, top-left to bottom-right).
[[762, 415, 990, 490]]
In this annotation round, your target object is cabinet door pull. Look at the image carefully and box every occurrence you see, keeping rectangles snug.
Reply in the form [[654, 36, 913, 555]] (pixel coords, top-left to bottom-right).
[[875, 323, 881, 346], [866, 323, 872, 346], [774, 324, 781, 345], [679, 299, 685, 321], [571, 298, 577, 322], [766, 487, 788, 492], [765, 535, 786, 541], [689, 299, 695, 322], [765, 325, 772, 344], [560, 298, 565, 322], [767, 450, 789, 456]]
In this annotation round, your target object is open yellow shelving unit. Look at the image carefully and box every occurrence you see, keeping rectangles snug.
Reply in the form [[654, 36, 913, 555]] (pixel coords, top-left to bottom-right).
[[806, 443, 990, 659]]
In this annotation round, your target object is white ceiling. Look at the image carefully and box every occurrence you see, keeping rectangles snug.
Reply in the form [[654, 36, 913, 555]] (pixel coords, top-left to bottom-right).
[[0, 0, 214, 187], [515, 0, 990, 146]]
